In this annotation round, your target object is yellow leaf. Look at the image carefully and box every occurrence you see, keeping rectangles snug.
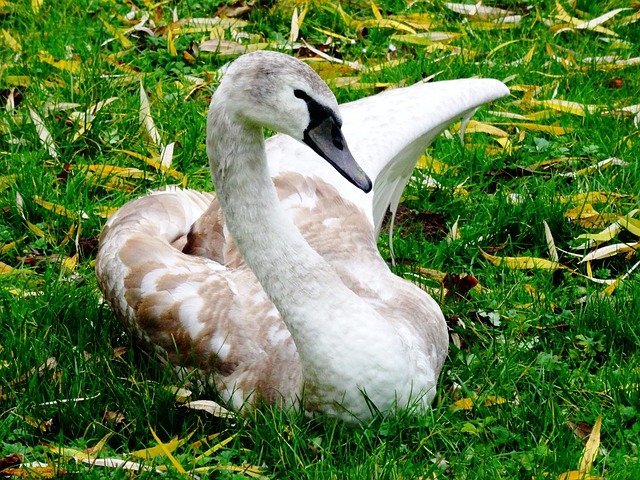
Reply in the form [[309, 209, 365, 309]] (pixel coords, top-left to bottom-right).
[[601, 277, 622, 296], [425, 43, 476, 56], [453, 119, 508, 137], [558, 157, 629, 179], [310, 26, 355, 43], [2, 466, 58, 479], [131, 436, 183, 460], [0, 261, 15, 275], [193, 433, 238, 462], [579, 415, 602, 472], [480, 249, 561, 270], [0, 174, 17, 190], [93, 206, 120, 218], [25, 220, 46, 239], [560, 192, 617, 205], [466, 21, 519, 31], [61, 254, 78, 273], [120, 150, 184, 179], [450, 397, 474, 410], [38, 51, 81, 74], [618, 215, 640, 237], [86, 164, 149, 179], [83, 433, 112, 457], [524, 110, 555, 121], [4, 75, 30, 86], [59, 222, 76, 247], [1, 29, 21, 52], [100, 17, 133, 48], [31, 0, 42, 13], [565, 204, 600, 220], [523, 44, 536, 65], [565, 204, 615, 229], [358, 18, 416, 34], [102, 54, 139, 74], [487, 38, 523, 58], [618, 10, 640, 26], [148, 425, 187, 474], [332, 2, 355, 27], [1, 238, 24, 255], [199, 39, 270, 56], [574, 228, 619, 247], [533, 99, 599, 117], [556, 471, 603, 480], [164, 385, 192, 402], [167, 27, 178, 56], [416, 155, 453, 175], [45, 443, 92, 461], [496, 136, 512, 154], [32, 196, 79, 219], [507, 122, 572, 135], [388, 13, 435, 30], [370, 0, 382, 20], [450, 395, 507, 411]]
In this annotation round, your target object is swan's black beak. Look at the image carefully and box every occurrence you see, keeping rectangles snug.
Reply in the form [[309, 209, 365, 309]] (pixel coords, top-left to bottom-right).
[[303, 116, 372, 194]]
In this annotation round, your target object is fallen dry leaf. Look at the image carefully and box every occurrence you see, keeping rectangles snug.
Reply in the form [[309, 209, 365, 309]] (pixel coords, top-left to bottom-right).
[[579, 415, 602, 472], [450, 395, 507, 410], [480, 248, 561, 270], [184, 399, 234, 418]]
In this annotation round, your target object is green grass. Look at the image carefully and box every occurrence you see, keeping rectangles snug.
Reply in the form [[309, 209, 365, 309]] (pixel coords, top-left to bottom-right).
[[1, 0, 640, 478]]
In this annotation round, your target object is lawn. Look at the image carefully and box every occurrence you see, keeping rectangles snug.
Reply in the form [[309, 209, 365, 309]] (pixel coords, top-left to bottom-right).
[[1, 0, 639, 478]]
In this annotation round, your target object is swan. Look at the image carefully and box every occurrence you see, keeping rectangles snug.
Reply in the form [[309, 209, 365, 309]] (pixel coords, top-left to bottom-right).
[[96, 51, 509, 422]]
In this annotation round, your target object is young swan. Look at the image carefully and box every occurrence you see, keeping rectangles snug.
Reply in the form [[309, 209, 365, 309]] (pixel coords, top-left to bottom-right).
[[97, 51, 448, 423]]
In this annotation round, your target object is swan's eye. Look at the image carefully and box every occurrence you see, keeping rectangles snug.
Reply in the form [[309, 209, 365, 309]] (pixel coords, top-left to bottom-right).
[[294, 90, 337, 132], [331, 124, 344, 150]]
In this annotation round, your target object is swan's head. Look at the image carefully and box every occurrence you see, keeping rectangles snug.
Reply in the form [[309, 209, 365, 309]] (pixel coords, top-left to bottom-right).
[[213, 51, 372, 193]]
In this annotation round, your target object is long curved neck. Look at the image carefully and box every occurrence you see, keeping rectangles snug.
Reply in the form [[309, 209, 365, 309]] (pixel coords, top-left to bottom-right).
[[207, 101, 355, 332]]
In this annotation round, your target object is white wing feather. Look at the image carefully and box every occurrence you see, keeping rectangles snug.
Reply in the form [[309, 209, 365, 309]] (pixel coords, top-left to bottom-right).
[[267, 78, 510, 237]]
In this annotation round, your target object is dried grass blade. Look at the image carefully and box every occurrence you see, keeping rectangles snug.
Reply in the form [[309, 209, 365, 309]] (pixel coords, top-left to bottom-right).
[[543, 221, 559, 262], [28, 108, 58, 158], [139, 81, 163, 148], [575, 8, 630, 30], [580, 242, 640, 263]]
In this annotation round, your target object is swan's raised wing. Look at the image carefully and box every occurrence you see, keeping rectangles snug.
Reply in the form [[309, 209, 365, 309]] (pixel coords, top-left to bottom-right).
[[267, 78, 509, 236]]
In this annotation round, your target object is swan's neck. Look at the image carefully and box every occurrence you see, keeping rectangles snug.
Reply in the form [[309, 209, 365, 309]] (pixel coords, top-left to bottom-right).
[[206, 101, 414, 419], [207, 106, 339, 321]]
